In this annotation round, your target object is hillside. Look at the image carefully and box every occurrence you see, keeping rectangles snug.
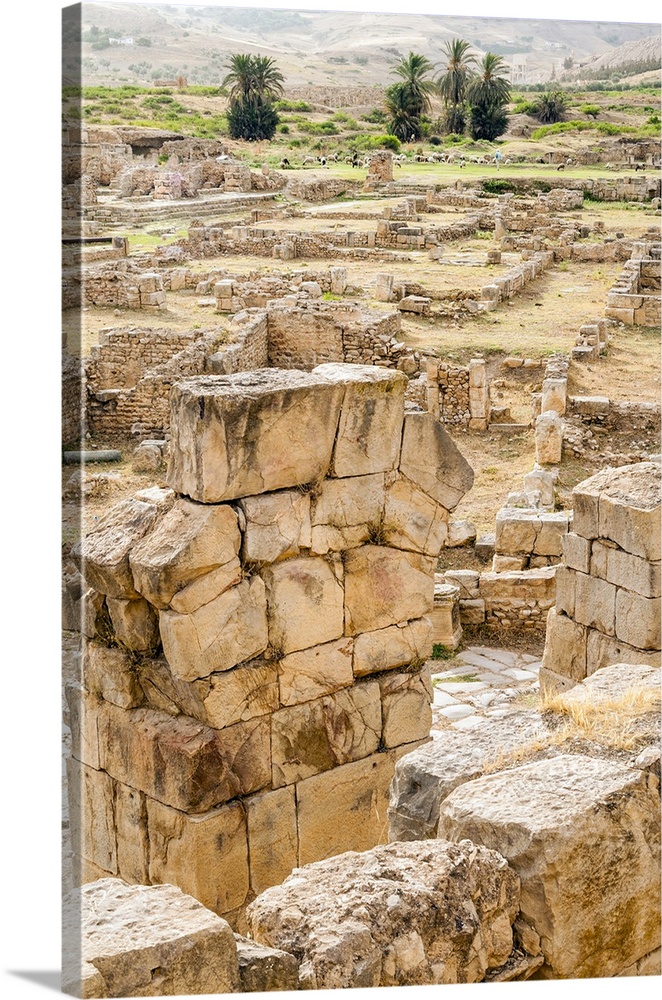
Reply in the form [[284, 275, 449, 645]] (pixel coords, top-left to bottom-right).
[[67, 3, 659, 88]]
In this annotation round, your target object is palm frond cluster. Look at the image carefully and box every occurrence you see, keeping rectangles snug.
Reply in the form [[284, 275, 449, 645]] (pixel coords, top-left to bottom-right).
[[385, 40, 513, 142], [223, 53, 285, 140]]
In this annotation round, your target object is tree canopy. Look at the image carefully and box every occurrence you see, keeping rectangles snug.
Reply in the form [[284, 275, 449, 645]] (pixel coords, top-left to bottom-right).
[[223, 53, 284, 140]]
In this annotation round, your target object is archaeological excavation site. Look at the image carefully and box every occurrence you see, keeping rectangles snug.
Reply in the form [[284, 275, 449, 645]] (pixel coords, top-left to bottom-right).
[[61, 4, 661, 997]]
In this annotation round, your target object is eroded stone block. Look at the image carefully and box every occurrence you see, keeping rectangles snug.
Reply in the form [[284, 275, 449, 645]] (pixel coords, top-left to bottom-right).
[[399, 412, 474, 512], [344, 545, 434, 634], [262, 557, 344, 655]]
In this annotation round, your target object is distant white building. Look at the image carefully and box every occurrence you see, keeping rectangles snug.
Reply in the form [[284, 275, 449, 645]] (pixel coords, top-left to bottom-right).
[[109, 37, 134, 46], [509, 55, 528, 84]]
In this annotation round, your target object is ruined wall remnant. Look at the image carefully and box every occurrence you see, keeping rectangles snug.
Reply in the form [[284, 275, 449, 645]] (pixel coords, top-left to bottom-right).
[[605, 244, 661, 327], [541, 462, 661, 690], [68, 364, 474, 927]]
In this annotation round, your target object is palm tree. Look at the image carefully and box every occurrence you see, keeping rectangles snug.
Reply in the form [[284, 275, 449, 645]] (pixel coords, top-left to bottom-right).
[[467, 53, 511, 107], [385, 82, 423, 142], [436, 38, 476, 134], [223, 53, 284, 141], [533, 89, 567, 124], [393, 51, 435, 119], [250, 55, 285, 104], [223, 53, 255, 104]]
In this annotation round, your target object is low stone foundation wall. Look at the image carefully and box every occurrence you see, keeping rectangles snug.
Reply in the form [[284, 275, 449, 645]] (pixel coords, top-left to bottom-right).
[[605, 246, 661, 326]]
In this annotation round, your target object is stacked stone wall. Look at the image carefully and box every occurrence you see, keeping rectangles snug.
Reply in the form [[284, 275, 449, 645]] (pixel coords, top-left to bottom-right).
[[68, 364, 475, 928], [605, 246, 661, 326], [541, 462, 661, 690]]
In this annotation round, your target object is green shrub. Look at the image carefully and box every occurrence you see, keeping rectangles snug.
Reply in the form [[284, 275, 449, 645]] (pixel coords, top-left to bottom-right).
[[483, 179, 516, 194], [431, 644, 455, 660]]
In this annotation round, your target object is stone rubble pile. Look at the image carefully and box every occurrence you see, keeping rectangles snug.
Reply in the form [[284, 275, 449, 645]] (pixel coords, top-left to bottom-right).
[[68, 363, 474, 929]]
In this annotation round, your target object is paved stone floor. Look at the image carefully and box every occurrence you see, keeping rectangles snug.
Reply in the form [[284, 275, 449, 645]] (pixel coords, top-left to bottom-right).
[[430, 646, 541, 732]]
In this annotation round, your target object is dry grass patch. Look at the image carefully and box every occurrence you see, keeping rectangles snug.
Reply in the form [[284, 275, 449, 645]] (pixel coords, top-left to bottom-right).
[[540, 685, 661, 752]]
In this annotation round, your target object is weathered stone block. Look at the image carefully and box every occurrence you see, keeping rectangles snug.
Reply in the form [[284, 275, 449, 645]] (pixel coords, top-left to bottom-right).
[[234, 935, 299, 993], [554, 566, 576, 618], [246, 786, 298, 897], [73, 498, 159, 599], [383, 477, 448, 556], [353, 618, 433, 677], [147, 798, 250, 916], [240, 490, 311, 564], [160, 577, 268, 681], [113, 781, 149, 885], [586, 628, 662, 676], [535, 411, 563, 465], [271, 682, 382, 785], [562, 532, 591, 574], [63, 879, 240, 998], [535, 512, 569, 557], [167, 370, 344, 502], [495, 509, 540, 556], [615, 588, 661, 650], [598, 462, 661, 561], [541, 378, 567, 415], [130, 499, 241, 610], [574, 572, 616, 635], [540, 608, 587, 682], [310, 474, 385, 554], [278, 637, 354, 706], [202, 660, 279, 729], [379, 668, 432, 748], [606, 548, 661, 599], [83, 640, 144, 710], [106, 597, 160, 654], [344, 545, 434, 634], [67, 759, 118, 875], [312, 364, 407, 477], [247, 840, 520, 988], [399, 412, 474, 512], [262, 557, 344, 655], [438, 755, 661, 979], [99, 702, 271, 812]]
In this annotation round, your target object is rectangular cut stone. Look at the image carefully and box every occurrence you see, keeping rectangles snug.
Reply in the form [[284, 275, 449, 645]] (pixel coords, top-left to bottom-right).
[[137, 656, 211, 720], [114, 780, 149, 884], [541, 608, 587, 682], [296, 744, 426, 865], [234, 937, 299, 993], [606, 549, 662, 599], [106, 597, 160, 654], [168, 564, 244, 615], [574, 573, 616, 635], [495, 509, 540, 556], [240, 490, 312, 564], [443, 570, 480, 599], [66, 682, 102, 770], [572, 477, 601, 540], [99, 702, 271, 812], [344, 546, 435, 634], [383, 477, 448, 556], [535, 512, 569, 557], [68, 879, 241, 998], [438, 755, 661, 979], [562, 532, 591, 574], [167, 370, 345, 502], [83, 641, 144, 710], [130, 499, 241, 610], [278, 638, 354, 706], [67, 758, 118, 875], [310, 474, 385, 554], [202, 660, 279, 729], [615, 589, 661, 650], [73, 498, 159, 599], [399, 412, 474, 512], [379, 668, 432, 748], [598, 463, 662, 560], [353, 618, 433, 677], [246, 786, 298, 896], [555, 566, 576, 618], [271, 682, 382, 786], [262, 557, 344, 655], [159, 577, 268, 682], [147, 798, 250, 917], [312, 364, 407, 477], [586, 628, 662, 676]]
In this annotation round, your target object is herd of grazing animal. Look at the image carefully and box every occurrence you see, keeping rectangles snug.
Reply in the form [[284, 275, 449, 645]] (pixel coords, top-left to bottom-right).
[[275, 151, 648, 173]]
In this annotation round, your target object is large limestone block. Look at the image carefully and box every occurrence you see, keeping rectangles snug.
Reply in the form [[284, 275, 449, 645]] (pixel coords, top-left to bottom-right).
[[540, 608, 587, 684], [598, 462, 662, 560], [67, 758, 118, 876], [113, 781, 150, 885], [310, 474, 385, 554], [202, 659, 279, 729], [247, 840, 520, 988], [262, 557, 344, 655], [73, 498, 159, 599], [534, 512, 569, 556], [495, 509, 540, 556], [99, 702, 271, 812], [312, 363, 407, 477], [271, 682, 382, 785], [438, 754, 661, 979], [63, 879, 240, 998], [379, 668, 432, 748], [586, 628, 662, 677], [388, 712, 546, 842], [534, 411, 563, 465], [574, 571, 616, 635], [278, 637, 354, 706], [147, 798, 250, 916], [66, 682, 103, 770], [615, 588, 661, 650], [603, 546, 661, 599], [344, 545, 435, 634], [130, 499, 241, 610], [399, 412, 474, 512], [136, 656, 212, 721], [353, 617, 433, 677], [239, 489, 311, 564], [234, 935, 299, 993], [159, 577, 268, 682], [83, 640, 144, 710], [383, 477, 449, 556], [246, 786, 298, 897], [561, 661, 661, 706], [106, 597, 160, 654], [167, 370, 344, 502]]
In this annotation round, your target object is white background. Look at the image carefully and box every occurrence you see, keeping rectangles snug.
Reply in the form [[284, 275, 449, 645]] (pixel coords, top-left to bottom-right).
[[1, 1, 659, 997]]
